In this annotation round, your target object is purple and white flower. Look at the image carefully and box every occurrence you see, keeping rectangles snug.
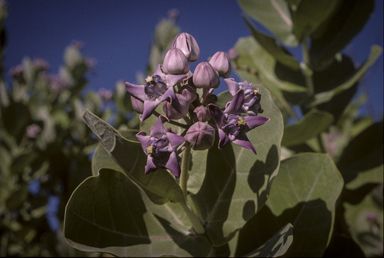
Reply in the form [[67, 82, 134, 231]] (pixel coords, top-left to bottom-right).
[[136, 116, 186, 177], [208, 89, 269, 154], [125, 65, 187, 121]]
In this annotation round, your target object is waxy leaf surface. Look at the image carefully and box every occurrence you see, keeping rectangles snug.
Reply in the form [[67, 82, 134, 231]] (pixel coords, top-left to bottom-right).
[[189, 83, 284, 246], [64, 169, 212, 257], [83, 109, 184, 204]]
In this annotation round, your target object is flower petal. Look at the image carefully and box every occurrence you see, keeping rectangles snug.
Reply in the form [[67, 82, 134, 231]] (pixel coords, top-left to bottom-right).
[[136, 131, 150, 153], [218, 129, 231, 149], [165, 151, 181, 177], [165, 74, 188, 87], [150, 115, 168, 138], [141, 100, 161, 121], [243, 115, 270, 132], [145, 156, 158, 174], [125, 82, 146, 100], [224, 89, 244, 115], [166, 132, 186, 151], [232, 132, 257, 154], [224, 78, 239, 96], [208, 104, 225, 128]]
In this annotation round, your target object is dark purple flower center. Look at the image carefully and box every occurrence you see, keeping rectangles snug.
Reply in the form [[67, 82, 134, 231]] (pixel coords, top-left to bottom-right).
[[145, 135, 171, 167], [222, 114, 245, 140], [144, 75, 167, 100]]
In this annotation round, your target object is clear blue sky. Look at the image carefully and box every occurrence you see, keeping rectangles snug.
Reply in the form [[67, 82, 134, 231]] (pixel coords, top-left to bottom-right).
[[4, 0, 383, 119]]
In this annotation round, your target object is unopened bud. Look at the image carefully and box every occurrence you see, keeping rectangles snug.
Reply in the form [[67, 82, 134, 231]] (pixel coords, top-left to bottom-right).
[[172, 33, 200, 62], [162, 48, 190, 75], [209, 51, 231, 78], [228, 48, 239, 60], [186, 122, 215, 150], [192, 62, 220, 89], [193, 106, 211, 122], [179, 85, 197, 104]]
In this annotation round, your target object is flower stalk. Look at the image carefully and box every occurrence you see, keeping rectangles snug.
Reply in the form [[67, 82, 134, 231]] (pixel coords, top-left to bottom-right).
[[179, 201, 205, 234], [179, 143, 191, 198]]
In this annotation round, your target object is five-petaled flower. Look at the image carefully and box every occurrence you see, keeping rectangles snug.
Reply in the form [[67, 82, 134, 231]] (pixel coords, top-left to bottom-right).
[[136, 116, 186, 177], [125, 65, 187, 121], [208, 89, 269, 154]]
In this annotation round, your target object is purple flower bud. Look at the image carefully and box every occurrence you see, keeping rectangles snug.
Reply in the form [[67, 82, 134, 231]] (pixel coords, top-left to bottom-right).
[[228, 48, 239, 60], [26, 124, 41, 138], [162, 93, 190, 119], [192, 62, 220, 89], [32, 58, 50, 72], [209, 51, 231, 78], [172, 33, 200, 62], [179, 85, 197, 104], [98, 88, 113, 103], [365, 212, 378, 224], [186, 122, 215, 150], [162, 48, 190, 75], [9, 65, 23, 78], [167, 8, 179, 22], [193, 106, 211, 122]]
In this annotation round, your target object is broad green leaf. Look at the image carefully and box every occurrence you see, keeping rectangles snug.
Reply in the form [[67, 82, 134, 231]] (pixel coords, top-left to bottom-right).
[[10, 150, 39, 174], [282, 109, 333, 147], [189, 83, 284, 246], [266, 153, 343, 256], [64, 169, 212, 257], [238, 0, 298, 46], [244, 223, 293, 257], [310, 0, 375, 70], [155, 19, 179, 51], [83, 109, 184, 204], [243, 15, 300, 70], [292, 0, 342, 42], [234, 36, 306, 96], [309, 46, 382, 108], [2, 102, 31, 137], [344, 187, 383, 257], [345, 165, 383, 191], [338, 121, 383, 186]]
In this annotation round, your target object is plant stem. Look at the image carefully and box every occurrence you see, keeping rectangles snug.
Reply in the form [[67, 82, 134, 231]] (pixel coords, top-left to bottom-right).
[[302, 39, 315, 97], [180, 144, 191, 198], [179, 201, 205, 234]]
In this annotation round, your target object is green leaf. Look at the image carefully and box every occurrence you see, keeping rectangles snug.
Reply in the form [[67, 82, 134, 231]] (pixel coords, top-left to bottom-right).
[[236, 153, 343, 256], [282, 109, 333, 147], [266, 153, 343, 256], [292, 0, 342, 42], [242, 15, 300, 70], [2, 102, 31, 136], [64, 169, 212, 257], [244, 223, 293, 257], [344, 187, 383, 257], [310, 0, 375, 70], [83, 109, 185, 204], [0, 80, 9, 107], [189, 83, 284, 246], [309, 46, 382, 108], [154, 19, 179, 51], [10, 150, 39, 174], [338, 121, 383, 186], [234, 36, 306, 95], [64, 45, 83, 69], [238, 0, 298, 46]]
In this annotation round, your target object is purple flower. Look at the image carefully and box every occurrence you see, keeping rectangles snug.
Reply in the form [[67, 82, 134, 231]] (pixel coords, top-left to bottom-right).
[[125, 65, 187, 121], [136, 116, 186, 177], [209, 51, 231, 78], [208, 89, 269, 154], [225, 78, 264, 116], [162, 48, 190, 75], [98, 88, 113, 103]]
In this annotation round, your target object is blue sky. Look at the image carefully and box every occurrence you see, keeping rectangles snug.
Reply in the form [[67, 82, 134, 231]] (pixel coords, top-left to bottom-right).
[[4, 0, 383, 119]]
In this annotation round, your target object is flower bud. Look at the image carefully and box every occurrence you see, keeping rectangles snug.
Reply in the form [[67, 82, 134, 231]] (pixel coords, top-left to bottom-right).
[[209, 51, 231, 78], [162, 94, 190, 119], [162, 48, 190, 75], [193, 106, 211, 122], [186, 122, 215, 150], [172, 33, 200, 62], [131, 95, 144, 114], [192, 62, 220, 89], [228, 48, 239, 60], [179, 85, 197, 104]]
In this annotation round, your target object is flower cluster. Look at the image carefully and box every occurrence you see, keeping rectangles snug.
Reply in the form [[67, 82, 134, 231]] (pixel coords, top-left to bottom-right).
[[125, 33, 269, 177]]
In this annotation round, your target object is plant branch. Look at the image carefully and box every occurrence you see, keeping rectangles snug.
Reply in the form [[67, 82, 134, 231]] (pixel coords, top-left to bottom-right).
[[179, 201, 205, 234]]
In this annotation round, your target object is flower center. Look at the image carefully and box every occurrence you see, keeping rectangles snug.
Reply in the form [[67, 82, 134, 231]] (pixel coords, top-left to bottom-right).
[[146, 145, 155, 154], [145, 75, 154, 84], [237, 117, 246, 126]]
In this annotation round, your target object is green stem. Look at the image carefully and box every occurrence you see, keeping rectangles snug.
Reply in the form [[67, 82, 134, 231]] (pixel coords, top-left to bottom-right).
[[180, 144, 191, 198], [302, 39, 315, 97], [179, 201, 205, 234]]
